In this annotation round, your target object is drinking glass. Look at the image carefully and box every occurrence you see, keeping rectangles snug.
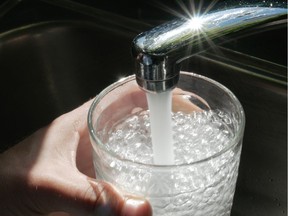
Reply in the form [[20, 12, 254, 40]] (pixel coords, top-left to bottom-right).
[[88, 71, 245, 216]]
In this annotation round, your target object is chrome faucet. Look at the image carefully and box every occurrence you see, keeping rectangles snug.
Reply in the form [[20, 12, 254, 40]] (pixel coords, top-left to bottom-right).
[[132, 6, 287, 93]]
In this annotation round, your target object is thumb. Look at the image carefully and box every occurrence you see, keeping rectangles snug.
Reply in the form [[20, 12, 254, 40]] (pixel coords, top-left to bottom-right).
[[88, 179, 152, 216], [52, 176, 152, 216]]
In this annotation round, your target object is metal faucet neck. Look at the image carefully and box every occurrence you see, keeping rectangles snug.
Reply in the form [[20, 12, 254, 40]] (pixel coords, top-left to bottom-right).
[[132, 7, 287, 93]]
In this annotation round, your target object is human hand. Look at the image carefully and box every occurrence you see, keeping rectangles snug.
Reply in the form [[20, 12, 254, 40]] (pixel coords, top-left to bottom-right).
[[0, 99, 152, 216]]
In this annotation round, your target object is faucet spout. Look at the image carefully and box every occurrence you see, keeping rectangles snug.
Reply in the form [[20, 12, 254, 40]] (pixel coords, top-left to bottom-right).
[[132, 7, 287, 93]]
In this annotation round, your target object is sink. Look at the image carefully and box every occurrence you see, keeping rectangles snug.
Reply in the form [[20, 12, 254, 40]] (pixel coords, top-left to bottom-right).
[[0, 11, 286, 216], [181, 23, 287, 216], [0, 21, 136, 151]]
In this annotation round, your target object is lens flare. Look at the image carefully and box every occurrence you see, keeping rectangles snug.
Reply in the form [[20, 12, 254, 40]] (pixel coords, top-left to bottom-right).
[[189, 16, 204, 31], [152, 0, 221, 54]]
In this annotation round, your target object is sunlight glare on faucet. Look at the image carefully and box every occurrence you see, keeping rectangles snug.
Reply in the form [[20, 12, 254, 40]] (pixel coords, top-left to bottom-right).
[[188, 16, 204, 31]]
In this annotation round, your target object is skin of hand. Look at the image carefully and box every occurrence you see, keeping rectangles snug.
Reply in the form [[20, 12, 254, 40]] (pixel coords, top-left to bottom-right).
[[96, 82, 204, 129], [0, 99, 152, 216], [0, 81, 203, 216]]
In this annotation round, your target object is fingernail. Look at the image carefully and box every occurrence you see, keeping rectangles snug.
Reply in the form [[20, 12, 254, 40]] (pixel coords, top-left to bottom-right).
[[121, 197, 152, 216]]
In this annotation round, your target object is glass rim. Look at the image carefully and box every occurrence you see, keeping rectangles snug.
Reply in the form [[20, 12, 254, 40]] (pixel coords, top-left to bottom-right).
[[88, 71, 245, 168]]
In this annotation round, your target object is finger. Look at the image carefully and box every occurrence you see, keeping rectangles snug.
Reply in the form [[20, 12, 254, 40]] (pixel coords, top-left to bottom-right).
[[95, 83, 147, 131], [35, 108, 152, 216], [75, 132, 95, 178], [88, 179, 152, 216], [172, 94, 202, 113], [48, 175, 152, 216], [48, 99, 95, 177], [172, 87, 209, 113]]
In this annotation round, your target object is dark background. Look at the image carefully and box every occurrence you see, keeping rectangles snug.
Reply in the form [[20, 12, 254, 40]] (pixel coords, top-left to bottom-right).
[[0, 0, 287, 215]]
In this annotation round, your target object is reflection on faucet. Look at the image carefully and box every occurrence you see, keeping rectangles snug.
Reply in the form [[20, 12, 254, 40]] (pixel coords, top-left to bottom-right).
[[132, 6, 287, 93]]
